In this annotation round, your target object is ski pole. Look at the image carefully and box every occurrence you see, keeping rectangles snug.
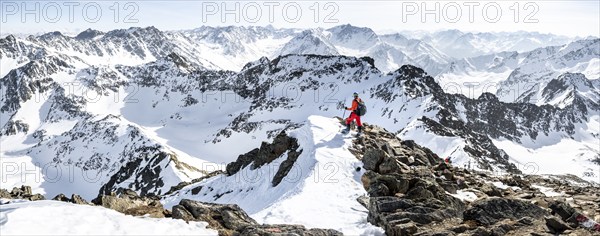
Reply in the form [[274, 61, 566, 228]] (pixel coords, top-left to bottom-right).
[[341, 99, 347, 119]]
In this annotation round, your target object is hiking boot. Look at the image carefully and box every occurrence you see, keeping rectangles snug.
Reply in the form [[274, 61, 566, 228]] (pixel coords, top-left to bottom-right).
[[341, 124, 350, 134], [356, 126, 363, 137]]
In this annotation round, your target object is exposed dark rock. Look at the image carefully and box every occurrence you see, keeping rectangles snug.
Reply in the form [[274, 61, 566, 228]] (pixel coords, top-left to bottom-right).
[[98, 146, 169, 197], [0, 189, 11, 198], [239, 225, 343, 236], [549, 201, 578, 222], [463, 198, 548, 226], [0, 185, 45, 201], [545, 216, 572, 233], [52, 193, 70, 202], [164, 170, 224, 195], [362, 148, 386, 171], [70, 194, 89, 204], [172, 199, 258, 235], [224, 131, 302, 187], [92, 190, 165, 218]]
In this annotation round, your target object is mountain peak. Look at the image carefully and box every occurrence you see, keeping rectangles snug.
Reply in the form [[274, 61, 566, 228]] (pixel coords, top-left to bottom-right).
[[3, 34, 16, 42], [478, 92, 500, 102], [104, 26, 162, 38], [39, 31, 66, 40], [539, 72, 598, 108], [75, 28, 104, 40], [278, 29, 339, 56]]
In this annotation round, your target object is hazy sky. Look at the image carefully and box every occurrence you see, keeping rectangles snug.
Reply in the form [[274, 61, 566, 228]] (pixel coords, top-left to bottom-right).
[[1, 1, 599, 37]]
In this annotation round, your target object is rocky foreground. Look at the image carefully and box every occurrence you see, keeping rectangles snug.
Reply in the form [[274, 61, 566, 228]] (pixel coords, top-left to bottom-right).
[[351, 120, 600, 235], [2, 119, 599, 236]]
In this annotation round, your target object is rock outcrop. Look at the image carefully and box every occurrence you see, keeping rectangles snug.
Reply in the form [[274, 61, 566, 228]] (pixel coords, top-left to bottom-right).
[[225, 131, 302, 187], [0, 185, 45, 201], [350, 120, 600, 235], [52, 193, 90, 205], [92, 189, 168, 218]]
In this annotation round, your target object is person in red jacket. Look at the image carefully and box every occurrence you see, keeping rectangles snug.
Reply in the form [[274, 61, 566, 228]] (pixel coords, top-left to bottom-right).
[[342, 92, 363, 135]]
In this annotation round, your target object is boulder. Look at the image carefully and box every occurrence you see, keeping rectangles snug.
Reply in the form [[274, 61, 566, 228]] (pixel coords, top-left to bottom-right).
[[362, 148, 386, 171], [239, 225, 343, 236], [53, 193, 70, 202], [70, 194, 89, 204], [224, 132, 302, 187], [378, 157, 410, 175], [172, 199, 257, 235], [389, 222, 418, 235], [0, 189, 11, 198], [545, 216, 572, 233], [27, 194, 45, 201], [548, 201, 577, 222], [463, 198, 549, 226], [479, 183, 503, 197], [93, 191, 165, 218]]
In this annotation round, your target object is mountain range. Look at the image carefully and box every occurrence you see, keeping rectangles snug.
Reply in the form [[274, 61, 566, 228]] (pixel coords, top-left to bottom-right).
[[1, 25, 598, 202]]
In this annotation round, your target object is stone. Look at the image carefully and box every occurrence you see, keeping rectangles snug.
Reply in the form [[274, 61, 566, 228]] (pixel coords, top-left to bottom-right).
[[378, 157, 410, 175], [21, 186, 32, 195], [70, 194, 88, 204], [549, 201, 577, 222], [390, 222, 417, 236], [471, 227, 491, 236], [449, 225, 469, 233], [463, 198, 549, 226], [440, 182, 458, 194], [517, 217, 535, 225], [27, 194, 45, 201], [239, 225, 343, 236], [172, 199, 257, 234], [545, 216, 572, 233], [172, 205, 194, 221], [376, 174, 410, 195], [94, 194, 165, 218], [53, 193, 70, 202], [368, 182, 390, 197], [357, 195, 370, 209], [480, 183, 503, 197], [124, 205, 166, 218], [121, 189, 139, 199], [362, 148, 386, 171], [397, 155, 415, 166], [406, 186, 435, 200], [0, 189, 10, 198], [10, 187, 23, 197]]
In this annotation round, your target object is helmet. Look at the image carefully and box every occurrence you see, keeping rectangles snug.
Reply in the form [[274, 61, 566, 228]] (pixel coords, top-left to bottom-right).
[[353, 92, 359, 97]]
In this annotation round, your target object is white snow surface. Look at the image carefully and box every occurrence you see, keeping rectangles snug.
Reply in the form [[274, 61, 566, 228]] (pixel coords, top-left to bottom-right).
[[0, 200, 217, 235]]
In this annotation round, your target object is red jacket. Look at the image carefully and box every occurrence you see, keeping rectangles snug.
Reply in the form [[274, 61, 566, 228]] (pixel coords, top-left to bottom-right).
[[346, 98, 361, 111]]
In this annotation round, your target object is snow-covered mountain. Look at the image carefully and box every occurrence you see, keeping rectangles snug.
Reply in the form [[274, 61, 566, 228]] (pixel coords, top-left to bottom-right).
[[497, 39, 600, 103], [413, 30, 576, 59], [179, 25, 297, 71], [536, 72, 600, 109], [3, 34, 598, 207], [435, 38, 600, 100], [3, 25, 584, 76], [276, 29, 339, 56]]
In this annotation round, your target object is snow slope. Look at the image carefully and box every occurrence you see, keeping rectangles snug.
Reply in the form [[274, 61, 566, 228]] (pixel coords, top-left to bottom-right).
[[0, 200, 217, 235], [162, 116, 384, 235]]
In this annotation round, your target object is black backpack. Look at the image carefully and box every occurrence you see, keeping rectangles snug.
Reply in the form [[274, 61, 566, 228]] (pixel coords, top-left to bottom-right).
[[356, 99, 367, 116]]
